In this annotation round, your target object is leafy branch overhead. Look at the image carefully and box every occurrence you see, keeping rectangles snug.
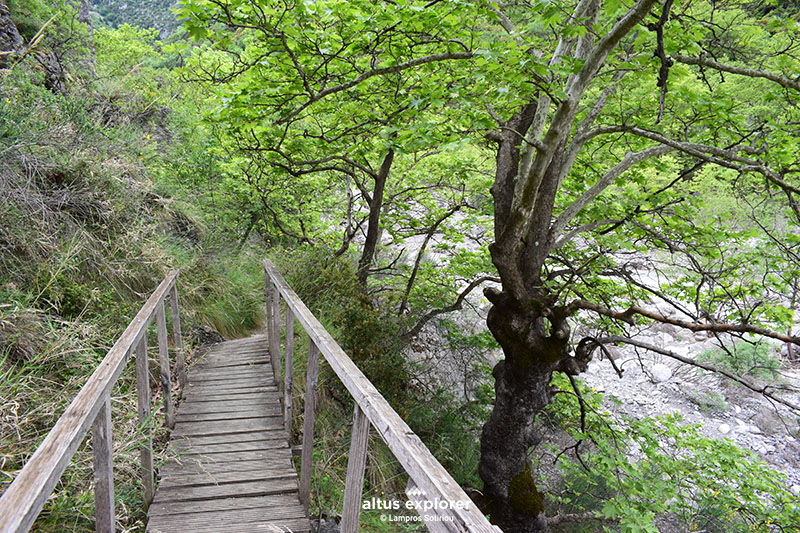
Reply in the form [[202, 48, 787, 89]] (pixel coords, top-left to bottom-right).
[[177, 0, 800, 531]]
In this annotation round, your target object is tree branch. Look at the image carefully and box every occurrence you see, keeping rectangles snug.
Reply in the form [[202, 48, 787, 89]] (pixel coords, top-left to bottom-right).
[[401, 275, 500, 340], [595, 336, 800, 412], [550, 144, 675, 239], [673, 54, 800, 92], [569, 299, 800, 345], [398, 204, 462, 316], [277, 51, 475, 124]]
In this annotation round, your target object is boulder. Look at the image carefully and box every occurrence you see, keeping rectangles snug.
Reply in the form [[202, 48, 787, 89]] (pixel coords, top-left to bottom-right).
[[650, 363, 672, 383]]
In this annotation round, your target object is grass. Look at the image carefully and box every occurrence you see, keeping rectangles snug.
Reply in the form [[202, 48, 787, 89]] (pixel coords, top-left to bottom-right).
[[0, 55, 264, 531]]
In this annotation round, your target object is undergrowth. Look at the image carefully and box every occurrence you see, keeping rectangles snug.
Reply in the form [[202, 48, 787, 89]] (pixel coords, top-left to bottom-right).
[[0, 27, 263, 532], [273, 246, 492, 528]]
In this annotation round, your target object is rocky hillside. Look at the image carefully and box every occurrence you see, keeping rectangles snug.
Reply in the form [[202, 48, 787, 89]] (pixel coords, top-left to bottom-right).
[[91, 0, 179, 36]]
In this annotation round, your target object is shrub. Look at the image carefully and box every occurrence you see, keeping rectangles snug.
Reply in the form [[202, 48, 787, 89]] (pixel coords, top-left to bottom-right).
[[697, 340, 783, 384]]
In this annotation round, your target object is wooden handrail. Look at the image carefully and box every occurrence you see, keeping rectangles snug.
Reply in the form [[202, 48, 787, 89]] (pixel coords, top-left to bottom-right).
[[263, 259, 500, 533], [0, 271, 183, 533]]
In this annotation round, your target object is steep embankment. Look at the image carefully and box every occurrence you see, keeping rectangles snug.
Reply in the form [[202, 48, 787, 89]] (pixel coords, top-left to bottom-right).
[[0, 5, 263, 531]]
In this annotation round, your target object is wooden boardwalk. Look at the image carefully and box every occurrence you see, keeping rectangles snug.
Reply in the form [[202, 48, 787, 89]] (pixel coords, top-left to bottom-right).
[[146, 335, 310, 533]]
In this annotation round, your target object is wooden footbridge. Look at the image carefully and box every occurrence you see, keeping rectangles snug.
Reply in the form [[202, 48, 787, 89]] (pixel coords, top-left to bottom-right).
[[0, 260, 500, 533]]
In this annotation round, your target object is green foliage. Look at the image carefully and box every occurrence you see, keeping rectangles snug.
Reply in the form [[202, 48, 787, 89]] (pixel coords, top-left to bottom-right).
[[544, 375, 800, 532], [698, 341, 784, 384], [0, 18, 265, 531]]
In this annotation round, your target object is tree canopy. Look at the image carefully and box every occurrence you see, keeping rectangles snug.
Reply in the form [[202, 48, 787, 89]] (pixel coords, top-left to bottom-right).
[[176, 0, 800, 530]]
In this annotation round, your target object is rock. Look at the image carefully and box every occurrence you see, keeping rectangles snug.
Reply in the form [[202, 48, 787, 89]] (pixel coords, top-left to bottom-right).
[[791, 485, 800, 497], [190, 324, 225, 346], [719, 423, 731, 434], [650, 363, 673, 383], [312, 517, 340, 533]]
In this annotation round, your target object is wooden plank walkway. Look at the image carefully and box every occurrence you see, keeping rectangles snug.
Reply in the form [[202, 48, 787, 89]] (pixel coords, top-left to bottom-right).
[[146, 335, 311, 533]]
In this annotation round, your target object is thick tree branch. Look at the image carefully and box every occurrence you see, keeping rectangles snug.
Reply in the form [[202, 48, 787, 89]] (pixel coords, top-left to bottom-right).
[[570, 299, 800, 344], [596, 336, 800, 412]]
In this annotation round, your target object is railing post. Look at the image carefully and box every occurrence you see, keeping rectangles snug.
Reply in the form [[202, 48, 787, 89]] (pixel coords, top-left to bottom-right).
[[156, 302, 174, 429], [341, 405, 370, 533], [168, 284, 186, 389], [92, 398, 114, 533], [270, 282, 282, 387], [135, 338, 154, 509], [298, 341, 320, 510], [284, 308, 294, 437]]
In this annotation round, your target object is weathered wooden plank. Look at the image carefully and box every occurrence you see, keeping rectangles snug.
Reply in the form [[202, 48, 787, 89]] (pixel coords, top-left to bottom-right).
[[156, 302, 174, 429], [284, 308, 295, 437], [177, 391, 279, 404], [176, 400, 279, 415], [165, 430, 287, 447], [148, 516, 311, 533], [181, 386, 277, 400], [168, 283, 186, 389], [0, 271, 178, 533], [148, 494, 304, 517], [136, 336, 155, 509], [171, 417, 284, 437], [168, 438, 288, 457], [151, 478, 300, 503], [159, 449, 282, 464], [175, 408, 281, 423], [149, 505, 307, 526], [157, 468, 296, 490], [341, 405, 370, 533], [186, 371, 272, 382], [145, 333, 310, 533], [181, 385, 277, 399], [92, 398, 114, 533], [264, 259, 495, 532], [298, 340, 320, 511], [149, 504, 307, 525], [158, 458, 292, 477], [191, 358, 270, 370]]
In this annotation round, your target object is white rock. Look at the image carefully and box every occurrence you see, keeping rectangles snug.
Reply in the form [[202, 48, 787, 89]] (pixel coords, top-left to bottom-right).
[[719, 423, 731, 434], [650, 363, 673, 383], [791, 485, 800, 497]]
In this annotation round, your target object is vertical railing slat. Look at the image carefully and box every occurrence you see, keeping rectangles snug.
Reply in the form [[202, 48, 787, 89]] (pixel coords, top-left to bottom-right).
[[284, 308, 295, 437], [155, 302, 174, 429], [169, 283, 186, 389], [265, 271, 274, 355], [270, 283, 282, 387], [92, 398, 114, 533], [341, 405, 370, 533], [298, 341, 320, 510], [135, 339, 154, 509]]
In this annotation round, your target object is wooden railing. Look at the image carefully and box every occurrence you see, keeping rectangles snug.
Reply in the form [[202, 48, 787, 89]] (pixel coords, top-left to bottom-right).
[[0, 271, 185, 533], [263, 259, 501, 533]]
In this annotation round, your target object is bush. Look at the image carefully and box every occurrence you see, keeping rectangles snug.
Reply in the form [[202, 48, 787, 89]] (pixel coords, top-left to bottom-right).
[[543, 374, 800, 532], [697, 340, 783, 384]]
